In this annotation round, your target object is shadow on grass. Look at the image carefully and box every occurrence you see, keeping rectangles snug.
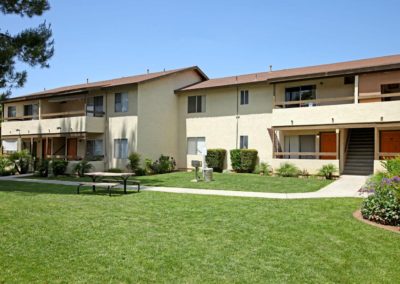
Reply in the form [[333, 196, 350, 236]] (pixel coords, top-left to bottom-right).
[[0, 181, 140, 197]]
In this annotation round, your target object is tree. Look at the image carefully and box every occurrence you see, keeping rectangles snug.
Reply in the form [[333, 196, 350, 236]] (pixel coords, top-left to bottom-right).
[[0, 0, 54, 99]]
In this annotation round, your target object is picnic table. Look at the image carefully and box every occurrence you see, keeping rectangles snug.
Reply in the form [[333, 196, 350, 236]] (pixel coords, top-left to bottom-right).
[[84, 172, 136, 194]]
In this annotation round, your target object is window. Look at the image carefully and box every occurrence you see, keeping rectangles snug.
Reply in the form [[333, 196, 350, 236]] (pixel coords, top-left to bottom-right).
[[344, 76, 355, 85], [187, 137, 206, 155], [23, 104, 38, 118], [381, 83, 400, 101], [284, 135, 316, 159], [285, 85, 316, 108], [115, 93, 128, 112], [240, 135, 248, 149], [86, 139, 104, 158], [240, 90, 249, 105], [188, 95, 206, 113], [7, 106, 16, 118], [114, 138, 128, 159], [2, 139, 17, 153], [87, 96, 104, 117]]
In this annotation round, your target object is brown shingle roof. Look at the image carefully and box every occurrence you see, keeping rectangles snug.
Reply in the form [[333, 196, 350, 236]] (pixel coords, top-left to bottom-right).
[[179, 54, 400, 92], [5, 66, 207, 102]]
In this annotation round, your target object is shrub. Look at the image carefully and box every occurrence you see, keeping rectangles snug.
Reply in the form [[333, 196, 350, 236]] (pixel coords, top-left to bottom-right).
[[206, 149, 226, 173], [145, 155, 176, 174], [52, 159, 68, 176], [0, 156, 13, 176], [276, 162, 300, 177], [73, 160, 93, 177], [37, 159, 49, 177], [107, 168, 122, 173], [381, 156, 400, 177], [361, 176, 400, 226], [135, 167, 146, 176], [318, 164, 338, 180], [230, 149, 258, 173], [253, 162, 270, 175], [230, 149, 241, 171], [9, 150, 31, 174], [128, 152, 141, 173]]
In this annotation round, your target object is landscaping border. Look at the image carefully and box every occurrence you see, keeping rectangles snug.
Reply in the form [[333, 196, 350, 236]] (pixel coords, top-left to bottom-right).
[[353, 210, 400, 234]]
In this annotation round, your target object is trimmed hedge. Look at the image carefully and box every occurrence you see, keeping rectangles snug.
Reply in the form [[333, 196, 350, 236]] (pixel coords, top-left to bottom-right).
[[206, 149, 226, 172], [230, 149, 258, 173]]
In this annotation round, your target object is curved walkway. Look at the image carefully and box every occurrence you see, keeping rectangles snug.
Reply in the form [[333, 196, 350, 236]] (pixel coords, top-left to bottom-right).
[[0, 174, 369, 199]]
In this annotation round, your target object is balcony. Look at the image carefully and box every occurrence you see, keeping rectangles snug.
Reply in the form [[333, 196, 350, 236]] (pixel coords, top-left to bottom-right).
[[1, 113, 105, 136], [272, 96, 400, 127]]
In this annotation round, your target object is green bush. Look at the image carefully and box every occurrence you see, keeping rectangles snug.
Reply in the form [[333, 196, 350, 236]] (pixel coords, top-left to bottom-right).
[[253, 162, 270, 175], [240, 149, 258, 173], [230, 149, 258, 173], [51, 159, 68, 176], [318, 164, 338, 179], [361, 176, 400, 226], [0, 156, 13, 176], [230, 149, 241, 171], [128, 152, 141, 173], [135, 167, 146, 176], [9, 150, 31, 174], [381, 156, 400, 177], [145, 155, 176, 174], [276, 162, 300, 177], [206, 149, 226, 173], [107, 168, 122, 173], [37, 159, 49, 177], [73, 160, 93, 177]]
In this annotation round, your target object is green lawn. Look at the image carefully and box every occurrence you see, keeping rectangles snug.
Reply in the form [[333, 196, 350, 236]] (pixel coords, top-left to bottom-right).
[[24, 171, 332, 193], [0, 181, 399, 283]]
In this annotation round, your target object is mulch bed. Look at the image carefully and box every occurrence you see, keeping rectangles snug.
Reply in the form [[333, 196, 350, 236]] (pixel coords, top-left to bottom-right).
[[353, 210, 400, 234]]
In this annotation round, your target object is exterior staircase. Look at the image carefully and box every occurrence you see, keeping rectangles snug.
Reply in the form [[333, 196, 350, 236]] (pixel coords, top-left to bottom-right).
[[343, 128, 374, 175]]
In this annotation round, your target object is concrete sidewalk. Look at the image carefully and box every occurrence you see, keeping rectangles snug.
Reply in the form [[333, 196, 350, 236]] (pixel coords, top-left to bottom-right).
[[0, 174, 369, 199]]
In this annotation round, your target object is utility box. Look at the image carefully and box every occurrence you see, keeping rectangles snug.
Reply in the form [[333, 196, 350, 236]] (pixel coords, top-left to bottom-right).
[[204, 168, 213, 182]]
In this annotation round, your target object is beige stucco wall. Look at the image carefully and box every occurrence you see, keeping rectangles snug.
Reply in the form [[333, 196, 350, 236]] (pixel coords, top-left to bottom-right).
[[137, 70, 204, 165], [271, 158, 339, 175], [272, 100, 400, 127], [275, 77, 354, 105], [178, 84, 274, 169]]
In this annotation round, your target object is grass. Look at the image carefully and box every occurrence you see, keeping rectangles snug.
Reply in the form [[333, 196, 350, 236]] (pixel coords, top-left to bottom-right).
[[0, 180, 399, 283], [24, 171, 332, 193]]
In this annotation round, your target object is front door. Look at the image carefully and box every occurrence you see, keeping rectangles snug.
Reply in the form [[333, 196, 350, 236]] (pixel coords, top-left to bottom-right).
[[67, 138, 78, 160], [320, 132, 336, 159], [41, 138, 52, 159], [380, 130, 400, 156]]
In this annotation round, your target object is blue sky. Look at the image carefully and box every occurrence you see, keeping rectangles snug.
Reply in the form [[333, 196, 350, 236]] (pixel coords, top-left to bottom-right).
[[3, 0, 400, 97]]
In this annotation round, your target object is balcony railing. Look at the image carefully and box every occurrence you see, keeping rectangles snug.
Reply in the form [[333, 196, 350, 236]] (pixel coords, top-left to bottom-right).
[[274, 152, 338, 159], [3, 110, 106, 121], [274, 96, 354, 109]]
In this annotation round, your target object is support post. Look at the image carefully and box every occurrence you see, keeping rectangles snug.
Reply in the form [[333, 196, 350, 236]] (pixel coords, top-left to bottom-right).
[[374, 127, 379, 161], [336, 129, 340, 160], [65, 136, 68, 160], [354, 75, 359, 104], [272, 129, 276, 158]]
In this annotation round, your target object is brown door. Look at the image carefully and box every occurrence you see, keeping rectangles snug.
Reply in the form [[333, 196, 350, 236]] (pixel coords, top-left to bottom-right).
[[380, 131, 400, 156], [41, 138, 52, 159], [320, 132, 336, 159], [67, 138, 77, 160]]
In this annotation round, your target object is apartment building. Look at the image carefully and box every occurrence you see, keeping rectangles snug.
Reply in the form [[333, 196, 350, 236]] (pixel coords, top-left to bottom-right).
[[1, 67, 207, 172], [2, 55, 400, 175], [177, 55, 400, 175]]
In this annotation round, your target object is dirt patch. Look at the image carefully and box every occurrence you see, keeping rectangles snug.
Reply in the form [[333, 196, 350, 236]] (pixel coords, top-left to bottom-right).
[[353, 210, 400, 234]]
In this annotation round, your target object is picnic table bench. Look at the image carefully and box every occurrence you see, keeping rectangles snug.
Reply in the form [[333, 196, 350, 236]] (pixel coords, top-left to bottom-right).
[[77, 182, 120, 196], [84, 172, 138, 194], [101, 178, 140, 192]]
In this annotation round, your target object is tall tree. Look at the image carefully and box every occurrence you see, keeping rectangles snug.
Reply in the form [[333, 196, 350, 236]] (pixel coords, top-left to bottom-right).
[[0, 0, 54, 99]]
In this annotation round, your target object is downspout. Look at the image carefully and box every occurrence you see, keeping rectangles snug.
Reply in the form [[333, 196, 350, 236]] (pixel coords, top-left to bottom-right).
[[235, 82, 239, 149], [104, 90, 108, 170]]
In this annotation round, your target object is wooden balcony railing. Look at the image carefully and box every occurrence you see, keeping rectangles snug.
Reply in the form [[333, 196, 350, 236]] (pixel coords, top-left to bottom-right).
[[378, 152, 400, 159], [3, 110, 105, 121], [274, 152, 338, 159], [274, 96, 354, 108]]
